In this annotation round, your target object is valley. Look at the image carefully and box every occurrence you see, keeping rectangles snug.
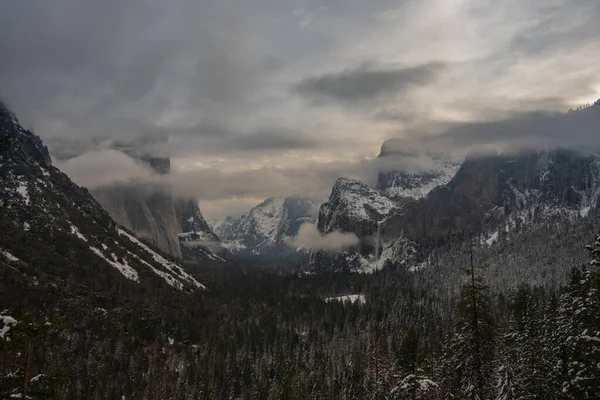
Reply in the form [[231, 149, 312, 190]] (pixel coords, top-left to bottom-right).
[[1, 1, 600, 397]]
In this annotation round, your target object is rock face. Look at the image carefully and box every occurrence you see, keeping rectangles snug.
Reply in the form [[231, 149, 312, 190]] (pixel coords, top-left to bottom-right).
[[376, 138, 462, 201], [383, 148, 600, 243], [176, 198, 227, 263], [0, 102, 205, 291], [318, 178, 398, 237], [92, 184, 185, 257], [91, 147, 224, 264], [312, 101, 600, 279], [220, 196, 324, 259], [311, 144, 600, 281]]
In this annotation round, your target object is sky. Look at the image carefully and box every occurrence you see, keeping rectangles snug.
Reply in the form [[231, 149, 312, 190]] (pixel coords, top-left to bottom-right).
[[1, 0, 600, 219]]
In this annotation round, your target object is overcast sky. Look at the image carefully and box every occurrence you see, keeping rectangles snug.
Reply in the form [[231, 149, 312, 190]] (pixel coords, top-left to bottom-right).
[[1, 0, 599, 219]]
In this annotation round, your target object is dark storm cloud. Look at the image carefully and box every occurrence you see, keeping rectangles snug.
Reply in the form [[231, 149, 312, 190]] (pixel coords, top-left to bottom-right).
[[0, 0, 286, 157], [49, 121, 320, 161], [429, 102, 600, 153], [295, 63, 444, 104], [168, 124, 321, 157]]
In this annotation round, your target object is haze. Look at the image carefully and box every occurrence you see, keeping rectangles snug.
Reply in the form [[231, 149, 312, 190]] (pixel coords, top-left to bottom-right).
[[1, 0, 599, 219]]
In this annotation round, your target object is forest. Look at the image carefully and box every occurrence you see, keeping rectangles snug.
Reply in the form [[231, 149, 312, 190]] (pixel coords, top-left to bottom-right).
[[1, 227, 600, 399]]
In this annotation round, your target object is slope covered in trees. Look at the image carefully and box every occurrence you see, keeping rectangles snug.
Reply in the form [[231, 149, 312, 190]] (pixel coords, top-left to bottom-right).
[[2, 231, 600, 398]]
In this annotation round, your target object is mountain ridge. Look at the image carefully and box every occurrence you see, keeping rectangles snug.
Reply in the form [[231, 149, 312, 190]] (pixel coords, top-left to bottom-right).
[[0, 102, 205, 291]]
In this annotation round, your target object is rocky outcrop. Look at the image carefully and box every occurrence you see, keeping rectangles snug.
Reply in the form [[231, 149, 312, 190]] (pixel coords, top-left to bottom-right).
[[176, 198, 227, 263], [318, 178, 397, 237]]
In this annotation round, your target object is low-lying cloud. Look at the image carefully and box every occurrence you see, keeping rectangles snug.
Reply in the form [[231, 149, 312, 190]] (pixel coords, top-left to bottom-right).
[[284, 223, 359, 252], [425, 102, 600, 154], [56, 149, 155, 188]]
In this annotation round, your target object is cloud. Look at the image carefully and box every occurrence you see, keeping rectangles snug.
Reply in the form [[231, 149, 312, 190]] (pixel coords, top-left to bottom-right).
[[56, 149, 154, 188], [295, 63, 444, 104], [284, 223, 359, 252], [427, 103, 600, 154], [1, 0, 599, 221], [166, 123, 322, 158]]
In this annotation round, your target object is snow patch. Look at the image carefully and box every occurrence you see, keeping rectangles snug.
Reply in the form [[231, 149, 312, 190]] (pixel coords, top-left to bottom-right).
[[70, 224, 88, 242], [484, 231, 499, 246], [117, 229, 205, 290], [15, 181, 30, 205], [325, 294, 365, 304], [1, 249, 20, 262], [89, 246, 139, 282], [0, 314, 18, 338]]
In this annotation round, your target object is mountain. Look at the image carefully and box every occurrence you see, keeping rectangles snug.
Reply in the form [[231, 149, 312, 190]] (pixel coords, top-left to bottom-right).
[[0, 102, 205, 291], [383, 148, 600, 244], [309, 177, 399, 272], [91, 155, 225, 264], [376, 138, 462, 201], [311, 144, 600, 286], [380, 147, 600, 290], [220, 196, 325, 259], [318, 177, 398, 237]]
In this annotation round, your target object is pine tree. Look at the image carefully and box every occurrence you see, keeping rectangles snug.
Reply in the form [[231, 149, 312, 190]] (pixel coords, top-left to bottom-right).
[[441, 248, 495, 400], [504, 286, 548, 399], [494, 365, 514, 400], [554, 234, 600, 399]]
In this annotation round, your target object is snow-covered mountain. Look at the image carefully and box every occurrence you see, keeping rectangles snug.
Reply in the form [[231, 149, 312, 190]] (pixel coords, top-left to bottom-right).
[[318, 177, 398, 237], [220, 196, 325, 259], [311, 101, 600, 278], [312, 143, 600, 284], [376, 138, 462, 201], [0, 102, 205, 291]]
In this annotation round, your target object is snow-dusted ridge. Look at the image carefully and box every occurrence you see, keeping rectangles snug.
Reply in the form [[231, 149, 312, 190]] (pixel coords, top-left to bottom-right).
[[118, 228, 206, 290], [0, 102, 207, 292], [89, 246, 140, 282]]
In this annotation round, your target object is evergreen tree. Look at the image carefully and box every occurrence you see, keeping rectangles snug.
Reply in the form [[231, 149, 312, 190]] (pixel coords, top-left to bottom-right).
[[555, 233, 600, 399], [442, 249, 495, 400], [494, 365, 515, 400], [391, 370, 439, 400]]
